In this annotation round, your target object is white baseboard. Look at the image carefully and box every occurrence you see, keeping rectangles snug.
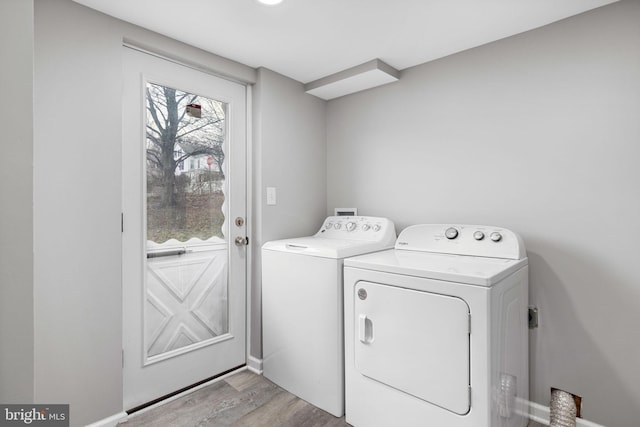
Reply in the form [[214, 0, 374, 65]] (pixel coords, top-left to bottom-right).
[[85, 411, 128, 427], [528, 401, 605, 427], [247, 355, 263, 374]]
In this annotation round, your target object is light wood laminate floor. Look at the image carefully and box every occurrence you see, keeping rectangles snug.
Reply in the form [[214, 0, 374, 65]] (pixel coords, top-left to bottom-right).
[[120, 370, 348, 426], [119, 369, 546, 426]]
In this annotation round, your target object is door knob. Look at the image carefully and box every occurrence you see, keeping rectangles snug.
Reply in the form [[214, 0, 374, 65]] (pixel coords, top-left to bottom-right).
[[235, 236, 249, 246]]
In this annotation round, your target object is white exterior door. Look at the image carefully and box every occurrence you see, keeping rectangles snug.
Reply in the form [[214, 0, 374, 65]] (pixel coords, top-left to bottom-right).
[[122, 47, 247, 410]]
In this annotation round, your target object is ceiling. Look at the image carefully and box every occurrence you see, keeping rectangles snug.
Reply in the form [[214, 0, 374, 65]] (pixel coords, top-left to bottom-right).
[[73, 0, 616, 85]]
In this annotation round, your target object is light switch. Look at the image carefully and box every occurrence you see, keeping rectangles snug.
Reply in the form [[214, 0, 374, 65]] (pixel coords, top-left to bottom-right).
[[266, 187, 277, 205]]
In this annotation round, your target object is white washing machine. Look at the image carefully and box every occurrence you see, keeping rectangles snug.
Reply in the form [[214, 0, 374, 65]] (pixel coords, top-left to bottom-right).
[[344, 224, 529, 427], [262, 215, 396, 417]]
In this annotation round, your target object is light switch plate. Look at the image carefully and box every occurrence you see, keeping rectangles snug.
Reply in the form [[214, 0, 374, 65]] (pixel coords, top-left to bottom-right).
[[266, 187, 277, 205]]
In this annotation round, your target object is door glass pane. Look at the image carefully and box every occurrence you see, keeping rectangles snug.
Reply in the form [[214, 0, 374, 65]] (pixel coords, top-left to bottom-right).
[[144, 82, 229, 362]]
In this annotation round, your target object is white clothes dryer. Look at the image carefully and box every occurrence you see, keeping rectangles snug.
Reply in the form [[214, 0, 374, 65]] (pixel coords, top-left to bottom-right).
[[262, 216, 396, 417], [344, 224, 529, 427]]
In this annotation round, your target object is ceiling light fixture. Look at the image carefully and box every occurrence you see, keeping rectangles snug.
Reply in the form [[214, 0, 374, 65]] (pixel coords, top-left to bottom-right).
[[256, 0, 283, 5]]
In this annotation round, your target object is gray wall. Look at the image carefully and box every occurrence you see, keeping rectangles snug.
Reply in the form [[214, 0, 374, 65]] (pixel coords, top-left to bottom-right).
[[34, 0, 123, 422], [326, 1, 640, 426], [0, 0, 35, 404], [251, 67, 327, 358], [29, 0, 324, 424]]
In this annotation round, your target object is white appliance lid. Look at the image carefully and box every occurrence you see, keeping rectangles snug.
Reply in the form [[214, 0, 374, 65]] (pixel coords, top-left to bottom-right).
[[262, 216, 396, 259], [344, 248, 527, 286], [263, 236, 394, 259]]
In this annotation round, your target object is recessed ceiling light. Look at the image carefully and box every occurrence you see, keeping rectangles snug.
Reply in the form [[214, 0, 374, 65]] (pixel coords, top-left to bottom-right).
[[256, 0, 283, 5]]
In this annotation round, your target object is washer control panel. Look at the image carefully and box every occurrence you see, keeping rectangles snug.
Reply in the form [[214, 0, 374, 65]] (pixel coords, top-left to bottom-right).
[[396, 224, 526, 260], [318, 216, 395, 242]]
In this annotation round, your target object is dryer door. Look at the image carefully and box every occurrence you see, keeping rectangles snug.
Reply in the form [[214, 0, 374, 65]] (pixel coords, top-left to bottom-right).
[[354, 281, 471, 415]]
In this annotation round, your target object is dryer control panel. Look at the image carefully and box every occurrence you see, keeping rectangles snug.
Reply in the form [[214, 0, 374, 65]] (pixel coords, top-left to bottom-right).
[[395, 224, 526, 260], [317, 216, 396, 242]]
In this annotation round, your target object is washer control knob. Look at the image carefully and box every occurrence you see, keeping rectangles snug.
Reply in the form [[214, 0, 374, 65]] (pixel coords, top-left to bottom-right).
[[473, 231, 485, 241], [490, 232, 502, 242], [325, 222, 333, 229], [373, 224, 381, 232], [362, 224, 371, 231], [334, 223, 342, 230], [445, 227, 459, 239], [346, 222, 356, 232]]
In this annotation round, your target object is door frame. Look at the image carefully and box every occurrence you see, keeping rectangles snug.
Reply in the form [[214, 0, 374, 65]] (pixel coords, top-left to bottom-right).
[[120, 41, 254, 410]]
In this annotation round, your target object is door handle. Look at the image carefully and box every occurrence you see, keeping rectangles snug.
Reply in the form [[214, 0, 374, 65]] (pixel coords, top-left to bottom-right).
[[235, 236, 249, 246], [146, 248, 187, 259], [359, 314, 373, 343]]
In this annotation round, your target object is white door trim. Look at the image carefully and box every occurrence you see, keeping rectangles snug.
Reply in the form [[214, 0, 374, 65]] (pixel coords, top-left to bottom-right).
[[122, 40, 254, 86]]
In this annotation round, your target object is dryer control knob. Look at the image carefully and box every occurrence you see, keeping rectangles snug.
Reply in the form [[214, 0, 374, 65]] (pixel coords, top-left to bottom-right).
[[325, 222, 333, 229], [473, 231, 485, 241], [373, 224, 381, 232], [490, 232, 502, 242], [445, 227, 459, 239], [346, 222, 356, 232], [334, 223, 342, 230], [362, 224, 371, 231]]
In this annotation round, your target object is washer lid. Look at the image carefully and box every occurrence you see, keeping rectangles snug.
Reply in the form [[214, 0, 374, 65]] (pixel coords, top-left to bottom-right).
[[262, 236, 395, 259], [344, 249, 527, 286], [261, 216, 396, 259]]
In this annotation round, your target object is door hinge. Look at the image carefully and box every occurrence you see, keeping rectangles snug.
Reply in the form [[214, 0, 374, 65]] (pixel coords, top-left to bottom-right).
[[121, 212, 124, 233], [469, 385, 472, 405], [122, 349, 125, 367], [468, 313, 472, 334]]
